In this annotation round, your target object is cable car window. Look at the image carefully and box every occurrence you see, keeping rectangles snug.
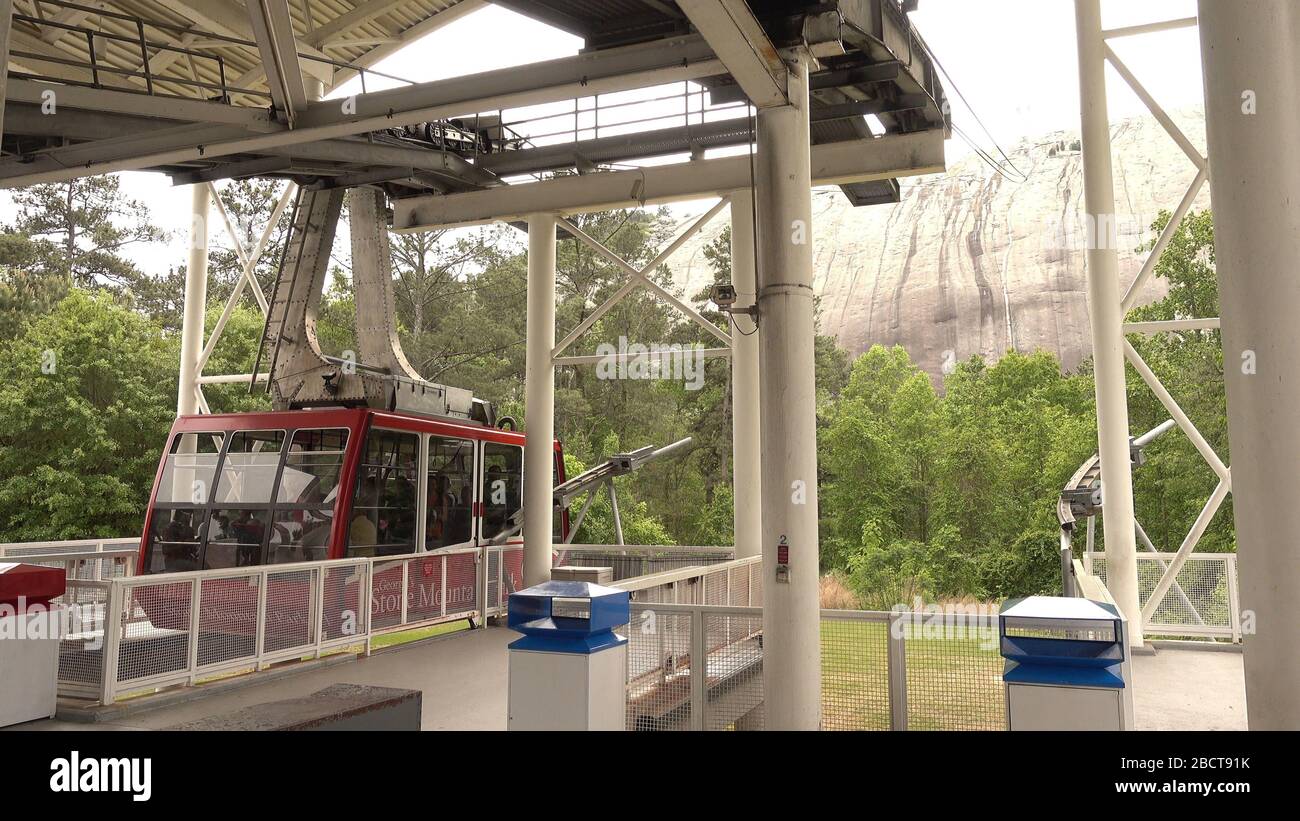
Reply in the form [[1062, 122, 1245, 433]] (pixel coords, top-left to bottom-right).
[[426, 436, 475, 549], [481, 443, 523, 541], [204, 508, 268, 569], [145, 509, 202, 573], [155, 432, 224, 504], [277, 428, 349, 504], [268, 428, 349, 564], [347, 429, 418, 557], [214, 430, 285, 504]]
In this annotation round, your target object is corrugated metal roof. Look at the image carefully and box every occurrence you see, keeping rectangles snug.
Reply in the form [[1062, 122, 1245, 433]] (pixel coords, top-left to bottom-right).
[[4, 0, 475, 105]]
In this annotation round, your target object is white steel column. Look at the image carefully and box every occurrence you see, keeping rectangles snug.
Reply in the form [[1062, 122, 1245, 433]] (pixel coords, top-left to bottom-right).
[[177, 184, 210, 416], [755, 51, 821, 729], [1199, 0, 1300, 729], [730, 189, 761, 559], [1074, 0, 1142, 645], [523, 213, 558, 587]]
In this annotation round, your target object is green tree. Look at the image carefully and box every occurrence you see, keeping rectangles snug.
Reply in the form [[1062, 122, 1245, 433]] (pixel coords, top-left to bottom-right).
[[3, 176, 166, 293], [0, 290, 177, 541], [0, 255, 69, 339]]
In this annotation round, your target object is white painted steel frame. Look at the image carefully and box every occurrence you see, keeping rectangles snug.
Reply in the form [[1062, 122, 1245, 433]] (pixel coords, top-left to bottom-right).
[[1075, 3, 1230, 641], [1075, 0, 1142, 644], [676, 0, 789, 109], [180, 181, 297, 416], [1089, 551, 1242, 641]]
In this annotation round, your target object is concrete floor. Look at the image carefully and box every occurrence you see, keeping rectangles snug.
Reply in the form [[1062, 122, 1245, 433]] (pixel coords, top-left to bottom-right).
[[10, 630, 1246, 731], [1131, 644, 1247, 730], [15, 627, 514, 732]]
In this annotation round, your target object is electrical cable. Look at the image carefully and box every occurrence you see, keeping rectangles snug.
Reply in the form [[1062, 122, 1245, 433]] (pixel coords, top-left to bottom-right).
[[913, 35, 1029, 182]]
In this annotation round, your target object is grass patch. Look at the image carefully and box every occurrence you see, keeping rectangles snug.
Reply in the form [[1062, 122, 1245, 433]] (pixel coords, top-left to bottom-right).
[[369, 619, 471, 650]]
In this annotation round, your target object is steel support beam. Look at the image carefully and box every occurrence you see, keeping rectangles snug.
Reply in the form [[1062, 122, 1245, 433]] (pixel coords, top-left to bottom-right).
[[1140, 477, 1231, 623], [523, 212, 558, 588], [677, 0, 788, 108], [246, 0, 308, 125], [2, 77, 277, 128], [730, 188, 761, 559], [349, 187, 423, 380], [1120, 166, 1208, 312], [393, 130, 945, 230], [1074, 0, 1143, 645], [303, 0, 411, 47], [756, 50, 820, 730], [178, 185, 211, 416], [197, 183, 294, 375], [1199, 0, 1300, 729], [167, 0, 332, 84], [554, 200, 732, 353], [0, 35, 726, 188]]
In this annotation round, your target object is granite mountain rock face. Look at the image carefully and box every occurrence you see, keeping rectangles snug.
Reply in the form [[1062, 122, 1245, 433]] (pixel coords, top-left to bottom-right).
[[666, 108, 1210, 379]]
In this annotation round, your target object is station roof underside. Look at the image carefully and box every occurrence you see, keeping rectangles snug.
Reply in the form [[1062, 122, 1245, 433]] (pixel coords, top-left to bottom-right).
[[1, 1, 950, 219]]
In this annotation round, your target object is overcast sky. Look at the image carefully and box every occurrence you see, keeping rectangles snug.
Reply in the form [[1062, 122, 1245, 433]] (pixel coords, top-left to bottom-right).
[[3, 0, 1206, 277]]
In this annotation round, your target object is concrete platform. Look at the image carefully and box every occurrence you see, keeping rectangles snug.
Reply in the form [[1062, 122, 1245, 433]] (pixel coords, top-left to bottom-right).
[[1132, 644, 1246, 730], [6, 628, 1247, 732], [10, 627, 514, 732]]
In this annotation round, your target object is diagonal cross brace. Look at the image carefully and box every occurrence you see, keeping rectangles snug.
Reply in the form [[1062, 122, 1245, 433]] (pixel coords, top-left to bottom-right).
[[552, 198, 732, 358]]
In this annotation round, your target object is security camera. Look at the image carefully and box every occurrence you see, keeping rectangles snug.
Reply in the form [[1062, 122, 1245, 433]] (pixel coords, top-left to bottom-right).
[[710, 283, 738, 309], [710, 282, 758, 321]]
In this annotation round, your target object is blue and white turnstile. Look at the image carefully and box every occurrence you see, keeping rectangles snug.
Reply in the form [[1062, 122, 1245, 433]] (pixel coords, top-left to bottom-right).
[[999, 596, 1134, 730], [506, 580, 629, 731]]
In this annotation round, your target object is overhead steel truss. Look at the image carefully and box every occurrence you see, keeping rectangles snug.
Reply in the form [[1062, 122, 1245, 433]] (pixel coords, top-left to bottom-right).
[[1072, 6, 1228, 638], [0, 1, 949, 212]]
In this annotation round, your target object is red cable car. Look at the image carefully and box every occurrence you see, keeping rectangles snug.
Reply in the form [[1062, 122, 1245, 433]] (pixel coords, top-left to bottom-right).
[[136, 407, 567, 634]]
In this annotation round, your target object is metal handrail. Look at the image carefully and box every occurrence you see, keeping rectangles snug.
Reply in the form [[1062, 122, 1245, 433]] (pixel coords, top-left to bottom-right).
[[0, 537, 138, 556], [613, 555, 759, 592], [11, 0, 415, 106], [563, 544, 734, 554]]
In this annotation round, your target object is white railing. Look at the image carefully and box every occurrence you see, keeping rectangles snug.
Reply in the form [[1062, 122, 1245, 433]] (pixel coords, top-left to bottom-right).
[[614, 555, 761, 728], [56, 544, 524, 705], [621, 601, 1004, 731], [613, 554, 761, 607], [1086, 551, 1240, 641], [555, 545, 734, 582], [0, 537, 140, 556], [2, 547, 140, 581], [0, 538, 141, 585]]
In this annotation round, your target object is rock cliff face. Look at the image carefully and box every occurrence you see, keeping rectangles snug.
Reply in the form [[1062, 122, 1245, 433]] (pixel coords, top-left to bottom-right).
[[667, 108, 1210, 378]]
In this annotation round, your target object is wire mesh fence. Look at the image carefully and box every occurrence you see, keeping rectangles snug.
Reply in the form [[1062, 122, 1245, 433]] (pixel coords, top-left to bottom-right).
[[1091, 552, 1239, 640], [821, 615, 891, 730], [899, 613, 1005, 730], [626, 608, 694, 731], [701, 610, 764, 730], [624, 604, 1006, 731]]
